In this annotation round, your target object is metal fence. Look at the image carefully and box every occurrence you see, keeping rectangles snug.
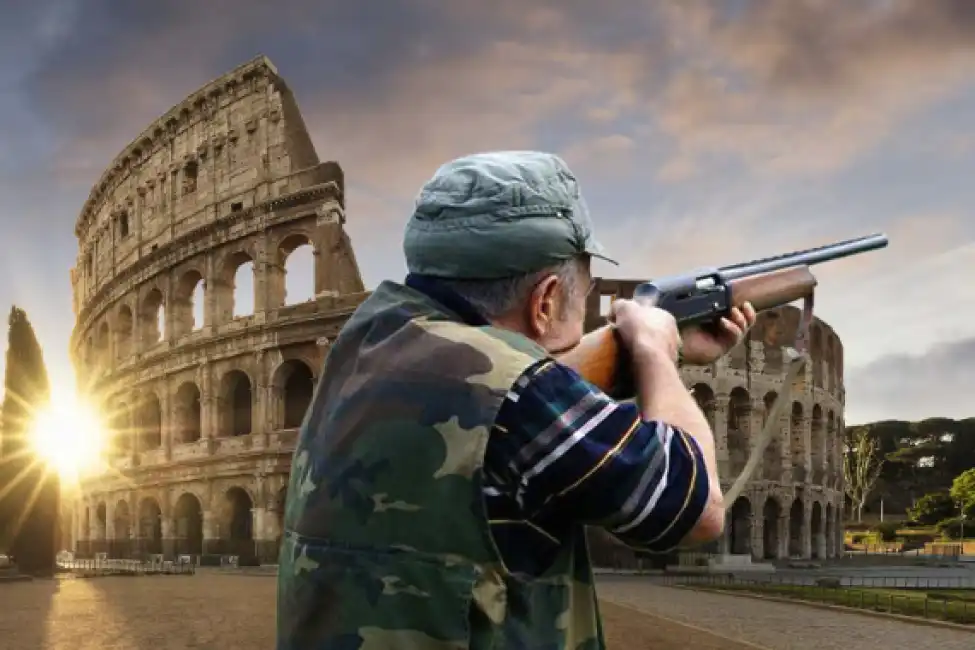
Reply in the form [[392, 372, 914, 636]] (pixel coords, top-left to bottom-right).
[[642, 573, 975, 625], [74, 539, 281, 565], [59, 556, 196, 577], [653, 572, 975, 589]]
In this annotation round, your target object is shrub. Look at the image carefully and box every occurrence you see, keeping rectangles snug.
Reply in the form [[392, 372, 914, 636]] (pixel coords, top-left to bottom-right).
[[936, 517, 968, 540], [871, 521, 900, 542]]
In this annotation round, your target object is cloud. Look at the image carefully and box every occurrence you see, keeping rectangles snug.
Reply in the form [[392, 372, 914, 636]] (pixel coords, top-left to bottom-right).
[[648, 0, 975, 180], [1, 0, 974, 424], [846, 336, 975, 424]]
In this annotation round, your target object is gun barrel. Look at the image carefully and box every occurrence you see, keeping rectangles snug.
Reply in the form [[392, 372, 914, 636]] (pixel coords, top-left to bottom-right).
[[718, 233, 888, 281]]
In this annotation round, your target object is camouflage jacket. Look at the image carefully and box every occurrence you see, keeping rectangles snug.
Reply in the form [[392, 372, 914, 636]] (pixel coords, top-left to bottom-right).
[[277, 280, 604, 649]]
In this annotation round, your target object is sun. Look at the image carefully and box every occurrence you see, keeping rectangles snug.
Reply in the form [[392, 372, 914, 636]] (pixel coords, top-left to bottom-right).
[[28, 390, 107, 482]]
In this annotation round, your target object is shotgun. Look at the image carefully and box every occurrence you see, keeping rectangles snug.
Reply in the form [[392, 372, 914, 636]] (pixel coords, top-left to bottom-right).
[[558, 233, 889, 398]]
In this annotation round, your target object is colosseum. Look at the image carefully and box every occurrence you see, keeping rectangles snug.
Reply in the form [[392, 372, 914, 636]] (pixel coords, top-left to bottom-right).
[[586, 281, 847, 562], [67, 55, 846, 566], [69, 56, 368, 563]]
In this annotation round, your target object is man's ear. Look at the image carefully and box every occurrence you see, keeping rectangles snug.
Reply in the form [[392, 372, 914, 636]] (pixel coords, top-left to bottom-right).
[[527, 273, 561, 337]]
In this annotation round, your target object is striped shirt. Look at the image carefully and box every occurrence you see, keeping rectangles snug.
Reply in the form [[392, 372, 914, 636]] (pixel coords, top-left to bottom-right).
[[483, 359, 711, 575], [403, 274, 711, 576]]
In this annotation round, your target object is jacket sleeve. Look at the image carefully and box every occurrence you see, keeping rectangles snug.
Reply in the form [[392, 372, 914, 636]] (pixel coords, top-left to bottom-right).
[[483, 359, 712, 552]]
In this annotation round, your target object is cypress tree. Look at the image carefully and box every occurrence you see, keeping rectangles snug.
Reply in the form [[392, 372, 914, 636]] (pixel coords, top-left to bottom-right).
[[0, 306, 58, 575]]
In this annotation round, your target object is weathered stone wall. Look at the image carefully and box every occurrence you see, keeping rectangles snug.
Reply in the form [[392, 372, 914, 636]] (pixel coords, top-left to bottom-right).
[[585, 280, 847, 561], [69, 57, 367, 563]]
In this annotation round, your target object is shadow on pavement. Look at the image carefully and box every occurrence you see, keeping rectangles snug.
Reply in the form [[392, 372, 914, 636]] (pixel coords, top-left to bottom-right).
[[0, 578, 58, 649]]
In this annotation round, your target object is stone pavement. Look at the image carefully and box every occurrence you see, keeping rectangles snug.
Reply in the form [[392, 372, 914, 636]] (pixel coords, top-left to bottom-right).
[[597, 577, 975, 650], [0, 575, 273, 650], [2, 572, 972, 649], [2, 573, 758, 650]]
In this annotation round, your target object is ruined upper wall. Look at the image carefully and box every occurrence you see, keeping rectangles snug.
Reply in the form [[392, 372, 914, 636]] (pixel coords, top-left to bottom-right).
[[71, 55, 338, 317]]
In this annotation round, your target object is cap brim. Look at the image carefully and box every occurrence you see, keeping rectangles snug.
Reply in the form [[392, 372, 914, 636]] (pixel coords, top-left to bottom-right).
[[585, 239, 618, 266]]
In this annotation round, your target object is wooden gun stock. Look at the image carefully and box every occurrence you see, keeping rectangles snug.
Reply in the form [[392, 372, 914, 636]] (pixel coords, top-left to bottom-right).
[[558, 266, 818, 395]]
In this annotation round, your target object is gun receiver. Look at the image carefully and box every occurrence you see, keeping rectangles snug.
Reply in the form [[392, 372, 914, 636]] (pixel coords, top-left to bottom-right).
[[558, 233, 889, 397]]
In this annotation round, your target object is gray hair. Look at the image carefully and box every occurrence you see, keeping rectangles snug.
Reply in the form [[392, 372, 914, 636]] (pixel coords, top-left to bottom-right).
[[437, 258, 583, 320]]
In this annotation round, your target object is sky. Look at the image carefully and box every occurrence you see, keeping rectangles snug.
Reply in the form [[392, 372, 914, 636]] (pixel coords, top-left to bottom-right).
[[0, 0, 973, 425]]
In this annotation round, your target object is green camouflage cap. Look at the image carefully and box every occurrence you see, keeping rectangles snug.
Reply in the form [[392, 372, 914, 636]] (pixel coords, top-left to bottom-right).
[[403, 150, 617, 279]]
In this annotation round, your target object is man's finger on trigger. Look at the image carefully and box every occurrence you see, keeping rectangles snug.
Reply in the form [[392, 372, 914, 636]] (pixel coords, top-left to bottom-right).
[[728, 308, 748, 330]]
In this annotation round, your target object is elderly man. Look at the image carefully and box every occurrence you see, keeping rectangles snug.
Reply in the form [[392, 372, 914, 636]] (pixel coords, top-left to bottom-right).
[[277, 151, 755, 649]]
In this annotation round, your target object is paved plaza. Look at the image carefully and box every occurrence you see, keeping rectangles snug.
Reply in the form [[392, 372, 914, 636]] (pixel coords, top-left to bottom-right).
[[0, 571, 972, 649]]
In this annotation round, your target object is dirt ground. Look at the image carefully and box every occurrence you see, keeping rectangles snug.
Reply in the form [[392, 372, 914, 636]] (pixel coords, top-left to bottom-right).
[[0, 572, 759, 650]]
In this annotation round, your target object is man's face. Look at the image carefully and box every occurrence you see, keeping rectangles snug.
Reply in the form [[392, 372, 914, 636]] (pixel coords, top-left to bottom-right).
[[530, 257, 593, 355]]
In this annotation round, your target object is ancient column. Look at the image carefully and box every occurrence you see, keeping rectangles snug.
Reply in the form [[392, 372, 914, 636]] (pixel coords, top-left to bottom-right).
[[777, 511, 789, 560], [713, 392, 730, 478], [203, 510, 218, 556], [801, 502, 813, 559]]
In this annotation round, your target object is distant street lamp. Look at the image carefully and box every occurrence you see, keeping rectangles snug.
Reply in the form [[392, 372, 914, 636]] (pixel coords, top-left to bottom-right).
[[956, 500, 966, 545]]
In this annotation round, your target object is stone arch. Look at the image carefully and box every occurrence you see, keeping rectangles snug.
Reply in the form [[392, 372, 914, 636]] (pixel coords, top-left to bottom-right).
[[137, 497, 163, 555], [216, 250, 256, 321], [691, 383, 716, 430], [811, 325, 823, 387], [278, 232, 316, 306], [271, 359, 315, 430], [762, 497, 781, 560], [138, 392, 162, 450], [111, 499, 132, 558], [95, 321, 110, 369], [173, 492, 204, 556], [811, 404, 825, 483], [108, 397, 133, 456], [729, 497, 751, 556], [790, 402, 806, 481], [95, 502, 107, 540], [727, 387, 751, 476], [219, 370, 252, 437], [788, 497, 805, 558], [811, 501, 824, 559], [174, 382, 202, 443], [173, 268, 205, 336], [762, 391, 783, 479], [140, 287, 165, 346], [115, 304, 134, 360], [219, 487, 255, 555]]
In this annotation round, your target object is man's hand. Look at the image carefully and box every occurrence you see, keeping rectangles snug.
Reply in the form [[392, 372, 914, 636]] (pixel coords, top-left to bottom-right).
[[681, 302, 757, 366], [609, 299, 681, 363]]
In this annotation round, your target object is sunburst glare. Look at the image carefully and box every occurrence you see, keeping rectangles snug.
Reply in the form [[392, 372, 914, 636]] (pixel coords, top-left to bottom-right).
[[28, 386, 107, 483]]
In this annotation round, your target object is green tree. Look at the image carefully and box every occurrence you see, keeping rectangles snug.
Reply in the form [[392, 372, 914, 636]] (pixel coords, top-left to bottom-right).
[[907, 492, 955, 526], [0, 306, 58, 575], [949, 469, 975, 518]]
